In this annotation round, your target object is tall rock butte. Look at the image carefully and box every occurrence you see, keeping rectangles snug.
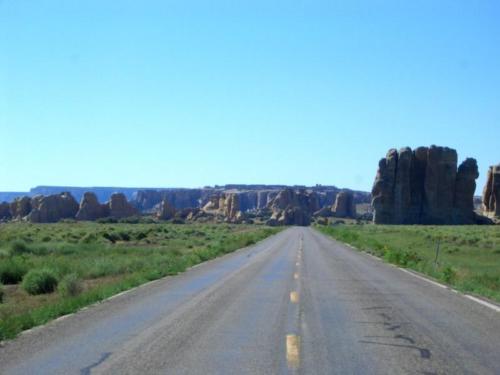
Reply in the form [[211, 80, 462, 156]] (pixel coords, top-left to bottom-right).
[[371, 146, 479, 224], [331, 190, 356, 218], [482, 164, 500, 218]]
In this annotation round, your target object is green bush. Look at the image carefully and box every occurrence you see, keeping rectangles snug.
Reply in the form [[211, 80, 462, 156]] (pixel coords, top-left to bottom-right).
[[22, 269, 59, 295], [102, 232, 120, 243], [10, 240, 29, 255], [442, 266, 457, 284], [0, 283, 4, 303], [58, 273, 83, 297], [0, 259, 29, 284]]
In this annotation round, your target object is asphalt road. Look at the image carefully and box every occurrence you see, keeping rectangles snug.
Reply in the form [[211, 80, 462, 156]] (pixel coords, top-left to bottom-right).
[[1, 227, 499, 374]]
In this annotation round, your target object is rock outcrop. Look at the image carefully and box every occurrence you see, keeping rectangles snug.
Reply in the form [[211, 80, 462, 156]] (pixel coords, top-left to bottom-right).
[[10, 196, 32, 220], [453, 158, 480, 223], [76, 192, 109, 221], [156, 200, 176, 220], [482, 164, 500, 218], [108, 193, 138, 218], [332, 190, 356, 218], [27, 192, 79, 223], [266, 188, 319, 226], [0, 202, 11, 220], [371, 146, 480, 224]]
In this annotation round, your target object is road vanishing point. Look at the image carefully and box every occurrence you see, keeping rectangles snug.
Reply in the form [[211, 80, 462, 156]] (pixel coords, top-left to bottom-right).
[[1, 227, 499, 374]]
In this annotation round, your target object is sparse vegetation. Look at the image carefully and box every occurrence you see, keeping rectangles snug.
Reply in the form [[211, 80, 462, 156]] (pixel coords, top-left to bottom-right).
[[0, 222, 281, 340], [58, 273, 83, 297], [316, 224, 500, 302]]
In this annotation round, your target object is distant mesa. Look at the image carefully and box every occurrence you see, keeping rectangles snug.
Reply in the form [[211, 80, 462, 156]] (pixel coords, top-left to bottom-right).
[[482, 164, 500, 219], [371, 145, 489, 225]]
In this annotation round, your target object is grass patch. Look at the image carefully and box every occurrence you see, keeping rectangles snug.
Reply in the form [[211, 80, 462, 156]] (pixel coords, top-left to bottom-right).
[[0, 222, 281, 340], [316, 224, 500, 302]]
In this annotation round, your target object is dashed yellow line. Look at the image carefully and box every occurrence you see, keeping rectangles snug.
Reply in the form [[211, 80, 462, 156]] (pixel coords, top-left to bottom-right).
[[290, 291, 299, 303], [294, 272, 299, 280], [286, 334, 300, 369]]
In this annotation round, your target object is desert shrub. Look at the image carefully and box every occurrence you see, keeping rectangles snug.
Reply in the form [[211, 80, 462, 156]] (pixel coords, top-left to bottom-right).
[[0, 259, 29, 284], [135, 232, 147, 240], [117, 232, 131, 241], [10, 240, 29, 255], [22, 269, 59, 295], [442, 266, 457, 284], [171, 218, 185, 224], [96, 217, 118, 224], [118, 216, 141, 224], [0, 283, 4, 303], [102, 232, 120, 243], [384, 249, 422, 267], [58, 273, 83, 297]]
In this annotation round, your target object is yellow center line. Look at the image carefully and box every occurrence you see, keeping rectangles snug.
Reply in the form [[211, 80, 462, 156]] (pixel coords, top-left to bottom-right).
[[290, 291, 299, 303], [294, 272, 299, 280], [286, 335, 300, 369]]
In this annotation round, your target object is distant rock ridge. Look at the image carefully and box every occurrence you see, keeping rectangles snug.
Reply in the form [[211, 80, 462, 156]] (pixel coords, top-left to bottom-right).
[[371, 145, 482, 224]]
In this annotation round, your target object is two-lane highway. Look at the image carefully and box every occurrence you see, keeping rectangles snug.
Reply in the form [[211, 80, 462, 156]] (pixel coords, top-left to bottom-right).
[[1, 227, 499, 374]]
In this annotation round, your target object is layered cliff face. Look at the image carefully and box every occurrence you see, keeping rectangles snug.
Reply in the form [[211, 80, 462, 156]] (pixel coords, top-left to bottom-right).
[[371, 146, 480, 224], [483, 164, 500, 218], [132, 189, 207, 211]]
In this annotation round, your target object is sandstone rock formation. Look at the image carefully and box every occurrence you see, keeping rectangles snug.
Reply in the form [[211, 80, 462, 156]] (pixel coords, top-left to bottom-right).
[[224, 193, 241, 222], [453, 158, 479, 223], [76, 192, 109, 221], [265, 188, 319, 226], [482, 164, 500, 218], [156, 200, 176, 220], [27, 192, 79, 223], [10, 196, 32, 220], [332, 190, 356, 218], [108, 193, 138, 218], [372, 146, 480, 224]]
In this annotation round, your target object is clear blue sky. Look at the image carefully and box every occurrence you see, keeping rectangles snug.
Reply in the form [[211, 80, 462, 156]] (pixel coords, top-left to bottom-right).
[[1, 1, 499, 193]]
